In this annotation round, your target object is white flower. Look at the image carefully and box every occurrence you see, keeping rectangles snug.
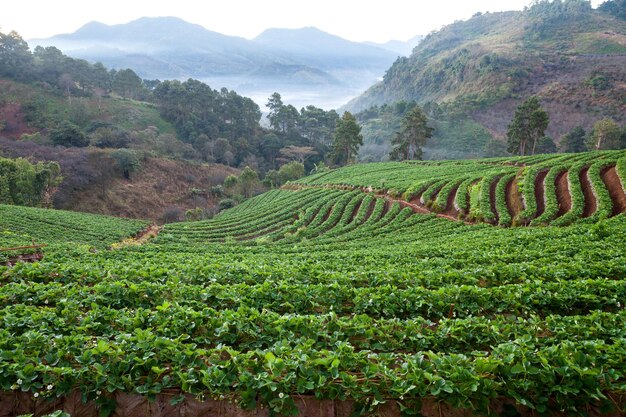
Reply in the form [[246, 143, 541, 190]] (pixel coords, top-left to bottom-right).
[[96, 390, 102, 395], [278, 393, 285, 399], [17, 379, 22, 385], [34, 392, 39, 398], [47, 385, 53, 390]]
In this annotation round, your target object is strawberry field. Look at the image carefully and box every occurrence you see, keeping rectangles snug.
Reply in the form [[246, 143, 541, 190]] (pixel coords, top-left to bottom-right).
[[1, 151, 626, 416]]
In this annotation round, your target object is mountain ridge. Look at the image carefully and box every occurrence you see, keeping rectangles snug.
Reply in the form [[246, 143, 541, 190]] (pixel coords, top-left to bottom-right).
[[345, 4, 626, 143], [29, 17, 410, 102]]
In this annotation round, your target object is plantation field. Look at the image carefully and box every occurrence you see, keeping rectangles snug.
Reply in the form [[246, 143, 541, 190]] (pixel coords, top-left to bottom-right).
[[1, 151, 626, 416]]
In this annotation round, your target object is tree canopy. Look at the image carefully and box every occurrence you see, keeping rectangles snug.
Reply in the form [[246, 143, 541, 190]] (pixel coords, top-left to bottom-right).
[[330, 112, 363, 166], [506, 96, 549, 156], [389, 105, 433, 161]]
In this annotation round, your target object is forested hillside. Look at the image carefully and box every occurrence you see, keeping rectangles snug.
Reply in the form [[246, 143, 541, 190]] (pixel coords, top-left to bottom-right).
[[348, 0, 626, 160], [0, 29, 341, 219]]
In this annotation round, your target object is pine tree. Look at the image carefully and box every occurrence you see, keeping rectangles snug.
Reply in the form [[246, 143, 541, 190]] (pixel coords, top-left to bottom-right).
[[506, 96, 549, 156], [329, 112, 363, 166], [389, 105, 433, 161]]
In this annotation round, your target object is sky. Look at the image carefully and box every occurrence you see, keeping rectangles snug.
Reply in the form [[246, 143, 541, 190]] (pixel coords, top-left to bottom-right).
[[1, 0, 605, 44]]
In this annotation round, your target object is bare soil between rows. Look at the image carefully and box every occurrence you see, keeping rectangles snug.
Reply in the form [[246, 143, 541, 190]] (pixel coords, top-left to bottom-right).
[[601, 165, 626, 216]]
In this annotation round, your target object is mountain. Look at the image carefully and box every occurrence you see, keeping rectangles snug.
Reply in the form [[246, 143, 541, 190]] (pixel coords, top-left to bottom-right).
[[365, 35, 425, 56], [31, 17, 295, 77], [29, 18, 398, 108], [254, 27, 397, 69], [346, 3, 626, 142]]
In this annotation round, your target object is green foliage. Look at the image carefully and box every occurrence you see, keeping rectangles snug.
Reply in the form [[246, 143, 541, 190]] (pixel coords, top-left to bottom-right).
[[587, 118, 622, 150], [278, 162, 305, 184], [110, 149, 143, 180], [560, 126, 587, 153], [507, 96, 550, 156], [389, 105, 433, 161], [0, 157, 61, 206], [0, 31, 33, 80], [239, 166, 260, 198], [2, 152, 626, 415], [0, 203, 147, 247], [598, 0, 626, 20], [330, 112, 363, 166], [49, 120, 88, 147], [218, 198, 237, 211]]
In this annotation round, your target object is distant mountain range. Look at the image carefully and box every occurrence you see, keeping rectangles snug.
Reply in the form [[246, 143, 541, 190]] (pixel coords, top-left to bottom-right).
[[30, 17, 422, 108]]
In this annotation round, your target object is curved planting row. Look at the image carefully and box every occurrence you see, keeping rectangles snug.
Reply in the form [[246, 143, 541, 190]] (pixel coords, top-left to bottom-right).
[[2, 151, 626, 417], [293, 151, 626, 228]]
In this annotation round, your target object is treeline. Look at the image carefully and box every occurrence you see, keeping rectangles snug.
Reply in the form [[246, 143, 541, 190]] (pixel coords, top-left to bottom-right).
[[0, 29, 343, 174], [0, 31, 149, 100], [0, 157, 61, 206]]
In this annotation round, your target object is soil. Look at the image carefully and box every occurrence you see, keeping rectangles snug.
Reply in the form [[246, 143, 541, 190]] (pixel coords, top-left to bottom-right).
[[362, 198, 376, 223], [534, 169, 549, 219], [601, 165, 626, 216], [348, 200, 363, 223], [2, 252, 44, 266], [1, 391, 624, 417], [580, 166, 597, 218], [555, 170, 572, 218], [442, 184, 461, 218], [320, 206, 333, 223], [0, 102, 35, 139], [505, 176, 523, 221]]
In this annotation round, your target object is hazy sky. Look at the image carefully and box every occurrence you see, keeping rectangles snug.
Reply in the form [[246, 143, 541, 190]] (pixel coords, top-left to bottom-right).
[[3, 0, 604, 43]]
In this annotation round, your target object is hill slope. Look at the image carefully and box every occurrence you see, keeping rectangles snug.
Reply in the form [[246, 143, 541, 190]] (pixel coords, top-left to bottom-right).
[[346, 4, 626, 141], [1, 152, 626, 416]]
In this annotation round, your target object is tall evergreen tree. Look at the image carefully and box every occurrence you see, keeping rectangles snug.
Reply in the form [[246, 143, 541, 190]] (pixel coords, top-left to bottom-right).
[[506, 96, 549, 156], [329, 112, 363, 166], [389, 105, 433, 161]]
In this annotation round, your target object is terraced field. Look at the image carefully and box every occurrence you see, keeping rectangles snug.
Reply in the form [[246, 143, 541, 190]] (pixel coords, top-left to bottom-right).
[[1, 151, 626, 417]]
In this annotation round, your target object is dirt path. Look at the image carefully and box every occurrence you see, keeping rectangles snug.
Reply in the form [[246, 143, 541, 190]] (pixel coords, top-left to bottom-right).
[[534, 170, 549, 219], [555, 170, 572, 218], [580, 167, 597, 218], [601, 165, 626, 216], [112, 224, 162, 248], [505, 176, 523, 221]]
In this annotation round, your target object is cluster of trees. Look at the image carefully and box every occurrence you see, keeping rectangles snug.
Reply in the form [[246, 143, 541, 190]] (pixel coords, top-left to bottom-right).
[[0, 157, 61, 206], [0, 30, 149, 101], [561, 119, 626, 152], [507, 96, 626, 156]]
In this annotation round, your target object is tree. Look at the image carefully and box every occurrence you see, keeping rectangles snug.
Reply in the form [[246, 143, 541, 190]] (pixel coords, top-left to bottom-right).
[[598, 0, 626, 20], [238, 166, 260, 198], [0, 30, 33, 80], [279, 145, 318, 164], [278, 162, 305, 183], [111, 149, 142, 180], [49, 121, 88, 147], [535, 136, 557, 154], [587, 118, 622, 150], [329, 112, 363, 166], [113, 68, 143, 99], [389, 105, 433, 161], [506, 96, 549, 156], [560, 126, 587, 153], [266, 92, 285, 132]]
